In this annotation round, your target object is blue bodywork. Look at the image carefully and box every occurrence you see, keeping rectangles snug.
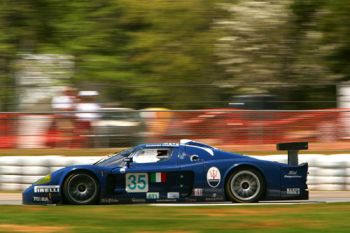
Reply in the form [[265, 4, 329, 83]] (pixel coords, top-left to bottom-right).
[[23, 140, 308, 204]]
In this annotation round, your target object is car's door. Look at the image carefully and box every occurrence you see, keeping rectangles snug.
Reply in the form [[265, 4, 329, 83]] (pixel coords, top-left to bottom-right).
[[177, 145, 208, 198], [117, 146, 181, 200]]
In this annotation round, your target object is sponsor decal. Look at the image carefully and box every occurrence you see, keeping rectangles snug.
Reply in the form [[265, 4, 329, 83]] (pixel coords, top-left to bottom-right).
[[100, 198, 120, 204], [162, 143, 179, 147], [184, 198, 198, 202], [150, 172, 167, 183], [126, 173, 149, 193], [204, 188, 222, 193], [207, 167, 221, 188], [284, 170, 302, 179], [33, 196, 49, 202], [193, 188, 203, 197], [34, 185, 60, 193], [205, 196, 224, 201], [167, 192, 180, 199], [156, 199, 177, 203], [131, 198, 146, 203], [146, 192, 160, 199], [286, 188, 300, 195], [145, 143, 179, 147]]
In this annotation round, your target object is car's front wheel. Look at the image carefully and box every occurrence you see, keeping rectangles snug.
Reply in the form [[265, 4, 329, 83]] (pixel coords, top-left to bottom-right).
[[225, 168, 265, 203], [63, 172, 99, 205]]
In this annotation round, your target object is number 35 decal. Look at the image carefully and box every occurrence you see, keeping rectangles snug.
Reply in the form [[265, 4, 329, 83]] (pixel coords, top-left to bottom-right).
[[126, 173, 149, 193]]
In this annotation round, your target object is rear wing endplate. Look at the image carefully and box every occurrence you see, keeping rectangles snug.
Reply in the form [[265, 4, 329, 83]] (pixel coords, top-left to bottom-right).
[[276, 142, 308, 165]]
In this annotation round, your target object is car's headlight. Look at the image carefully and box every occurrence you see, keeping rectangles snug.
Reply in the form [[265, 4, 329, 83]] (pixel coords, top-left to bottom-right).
[[35, 174, 51, 185]]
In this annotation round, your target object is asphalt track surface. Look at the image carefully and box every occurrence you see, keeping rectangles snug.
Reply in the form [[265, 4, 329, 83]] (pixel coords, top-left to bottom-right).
[[0, 191, 349, 206]]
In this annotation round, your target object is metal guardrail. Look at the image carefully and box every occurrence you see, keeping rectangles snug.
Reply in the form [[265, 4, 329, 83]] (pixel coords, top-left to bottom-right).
[[0, 155, 349, 191]]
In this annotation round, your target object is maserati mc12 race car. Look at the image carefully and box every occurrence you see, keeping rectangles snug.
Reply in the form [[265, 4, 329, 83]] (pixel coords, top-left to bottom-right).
[[23, 140, 309, 204]]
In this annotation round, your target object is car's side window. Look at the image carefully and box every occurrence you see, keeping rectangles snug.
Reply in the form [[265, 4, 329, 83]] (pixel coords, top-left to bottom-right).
[[132, 148, 172, 164]]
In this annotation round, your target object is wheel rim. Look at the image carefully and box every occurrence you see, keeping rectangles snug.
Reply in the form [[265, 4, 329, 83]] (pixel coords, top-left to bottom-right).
[[66, 174, 97, 204], [230, 170, 261, 201]]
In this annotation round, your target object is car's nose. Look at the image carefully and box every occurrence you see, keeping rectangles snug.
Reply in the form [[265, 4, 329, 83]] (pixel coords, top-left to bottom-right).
[[22, 185, 34, 204]]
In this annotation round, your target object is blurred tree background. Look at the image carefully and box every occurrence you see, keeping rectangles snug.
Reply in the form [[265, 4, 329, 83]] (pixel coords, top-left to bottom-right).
[[0, 0, 349, 110]]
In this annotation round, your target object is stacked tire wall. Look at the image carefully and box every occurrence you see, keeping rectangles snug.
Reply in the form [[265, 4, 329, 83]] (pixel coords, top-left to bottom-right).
[[0, 155, 350, 191], [0, 156, 101, 191], [252, 154, 350, 191]]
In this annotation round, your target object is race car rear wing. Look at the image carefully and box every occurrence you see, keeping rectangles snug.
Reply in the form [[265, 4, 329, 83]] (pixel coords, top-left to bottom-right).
[[276, 142, 308, 166]]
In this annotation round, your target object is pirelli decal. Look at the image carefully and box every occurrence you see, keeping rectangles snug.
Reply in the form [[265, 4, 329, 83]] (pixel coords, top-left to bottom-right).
[[34, 185, 60, 193]]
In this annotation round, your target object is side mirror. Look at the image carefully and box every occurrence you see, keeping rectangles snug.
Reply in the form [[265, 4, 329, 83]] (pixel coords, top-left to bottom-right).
[[123, 157, 133, 167]]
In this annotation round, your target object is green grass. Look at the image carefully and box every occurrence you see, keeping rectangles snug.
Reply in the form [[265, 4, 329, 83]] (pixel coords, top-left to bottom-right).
[[0, 203, 349, 232]]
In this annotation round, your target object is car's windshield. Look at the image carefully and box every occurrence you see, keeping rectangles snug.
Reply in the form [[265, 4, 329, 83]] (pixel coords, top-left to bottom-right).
[[95, 147, 134, 167]]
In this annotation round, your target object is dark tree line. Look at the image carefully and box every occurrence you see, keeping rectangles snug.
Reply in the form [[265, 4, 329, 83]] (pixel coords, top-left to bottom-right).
[[0, 0, 349, 110]]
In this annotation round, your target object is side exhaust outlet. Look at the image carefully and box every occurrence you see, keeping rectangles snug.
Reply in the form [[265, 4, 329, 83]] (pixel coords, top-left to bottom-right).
[[276, 142, 308, 166]]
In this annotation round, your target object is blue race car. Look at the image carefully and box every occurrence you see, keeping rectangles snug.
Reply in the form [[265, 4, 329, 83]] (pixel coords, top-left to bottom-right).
[[23, 140, 308, 205]]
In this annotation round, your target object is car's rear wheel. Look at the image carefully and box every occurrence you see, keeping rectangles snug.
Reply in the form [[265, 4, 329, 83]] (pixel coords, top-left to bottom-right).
[[63, 172, 99, 205], [225, 168, 264, 203]]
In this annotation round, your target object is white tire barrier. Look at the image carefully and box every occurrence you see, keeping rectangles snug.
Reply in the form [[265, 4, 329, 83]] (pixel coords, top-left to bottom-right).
[[0, 156, 103, 191], [0, 166, 22, 175], [0, 157, 23, 166], [308, 167, 318, 176], [299, 154, 324, 167], [317, 160, 345, 168], [315, 176, 346, 184], [253, 155, 287, 163], [307, 176, 318, 185], [20, 156, 53, 166], [47, 156, 73, 167], [317, 168, 347, 177], [0, 183, 23, 191], [1, 154, 350, 191], [0, 175, 22, 183], [68, 156, 101, 165], [21, 175, 42, 184], [21, 166, 50, 176], [346, 176, 350, 184], [313, 184, 346, 191], [50, 166, 65, 173], [21, 183, 31, 190]]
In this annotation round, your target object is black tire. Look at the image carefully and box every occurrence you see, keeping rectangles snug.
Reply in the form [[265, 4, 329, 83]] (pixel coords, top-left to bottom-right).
[[63, 172, 99, 205], [225, 168, 265, 203]]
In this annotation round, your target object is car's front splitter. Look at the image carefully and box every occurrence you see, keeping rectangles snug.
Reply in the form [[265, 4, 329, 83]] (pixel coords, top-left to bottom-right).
[[22, 184, 62, 205]]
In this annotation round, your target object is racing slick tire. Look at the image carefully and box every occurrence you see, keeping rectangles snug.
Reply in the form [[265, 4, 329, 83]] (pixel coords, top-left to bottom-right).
[[63, 172, 99, 205], [225, 168, 265, 203]]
